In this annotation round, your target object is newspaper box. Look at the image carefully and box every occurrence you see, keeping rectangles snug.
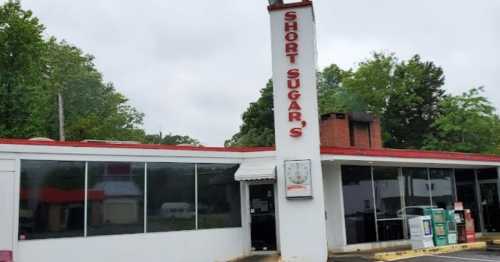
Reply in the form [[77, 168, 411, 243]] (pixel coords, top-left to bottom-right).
[[409, 215, 434, 249]]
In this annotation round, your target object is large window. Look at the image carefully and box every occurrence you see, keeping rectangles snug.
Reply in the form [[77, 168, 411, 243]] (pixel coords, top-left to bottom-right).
[[87, 162, 145, 236], [147, 163, 195, 232], [19, 160, 86, 240], [197, 164, 241, 229], [429, 169, 454, 209], [341, 166, 376, 244], [342, 165, 458, 244], [19, 160, 242, 240], [373, 167, 405, 241], [403, 168, 431, 207]]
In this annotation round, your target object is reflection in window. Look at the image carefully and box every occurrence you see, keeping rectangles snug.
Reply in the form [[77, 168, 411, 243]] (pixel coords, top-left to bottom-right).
[[378, 220, 404, 241], [197, 164, 241, 229], [87, 162, 145, 236], [373, 167, 402, 219], [373, 167, 405, 241], [341, 166, 376, 244], [19, 160, 85, 240], [430, 169, 454, 210], [147, 163, 195, 232], [402, 168, 431, 208]]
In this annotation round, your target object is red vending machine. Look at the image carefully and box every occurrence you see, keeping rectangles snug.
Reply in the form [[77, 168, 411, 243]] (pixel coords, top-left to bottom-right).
[[455, 202, 467, 243], [464, 209, 476, 243]]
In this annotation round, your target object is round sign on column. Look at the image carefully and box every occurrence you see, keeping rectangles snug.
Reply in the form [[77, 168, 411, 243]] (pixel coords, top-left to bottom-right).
[[284, 159, 312, 198]]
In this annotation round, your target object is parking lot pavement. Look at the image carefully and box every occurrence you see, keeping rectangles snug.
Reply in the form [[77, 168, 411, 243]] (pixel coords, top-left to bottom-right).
[[398, 250, 500, 262]]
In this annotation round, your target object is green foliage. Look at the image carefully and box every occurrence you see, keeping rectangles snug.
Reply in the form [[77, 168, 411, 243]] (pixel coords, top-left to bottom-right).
[[0, 0, 45, 137], [30, 39, 146, 141], [340, 53, 397, 115], [317, 64, 362, 114], [423, 88, 500, 154], [383, 55, 445, 149], [144, 133, 201, 146], [225, 80, 275, 147]]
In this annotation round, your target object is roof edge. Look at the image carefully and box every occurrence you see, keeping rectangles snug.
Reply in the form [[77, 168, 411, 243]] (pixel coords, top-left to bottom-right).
[[0, 139, 274, 153]]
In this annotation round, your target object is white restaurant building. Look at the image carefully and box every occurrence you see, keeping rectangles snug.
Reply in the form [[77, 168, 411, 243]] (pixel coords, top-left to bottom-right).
[[1, 1, 499, 262]]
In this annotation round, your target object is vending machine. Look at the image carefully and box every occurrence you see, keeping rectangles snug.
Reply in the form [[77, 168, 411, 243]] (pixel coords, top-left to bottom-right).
[[464, 209, 476, 243], [425, 208, 448, 246], [456, 209, 466, 243], [409, 215, 434, 249], [446, 210, 458, 244]]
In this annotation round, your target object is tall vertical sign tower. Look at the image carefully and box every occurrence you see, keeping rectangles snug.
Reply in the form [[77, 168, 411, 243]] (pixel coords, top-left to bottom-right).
[[268, 0, 328, 261]]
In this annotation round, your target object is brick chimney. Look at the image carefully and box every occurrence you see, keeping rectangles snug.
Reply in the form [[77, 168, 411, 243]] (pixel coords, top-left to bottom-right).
[[320, 112, 383, 149]]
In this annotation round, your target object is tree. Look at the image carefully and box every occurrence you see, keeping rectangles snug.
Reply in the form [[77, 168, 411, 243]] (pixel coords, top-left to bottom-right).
[[383, 55, 446, 149], [144, 133, 201, 146], [227, 53, 451, 150], [340, 53, 397, 115], [423, 88, 500, 154], [32, 39, 146, 142], [225, 80, 275, 146], [317, 64, 360, 114], [0, 0, 45, 138]]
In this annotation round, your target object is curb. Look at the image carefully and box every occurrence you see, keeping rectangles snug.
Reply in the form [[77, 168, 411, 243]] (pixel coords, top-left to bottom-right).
[[373, 242, 487, 261]]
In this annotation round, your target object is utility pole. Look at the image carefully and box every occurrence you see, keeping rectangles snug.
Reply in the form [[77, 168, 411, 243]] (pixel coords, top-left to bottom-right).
[[58, 91, 65, 141]]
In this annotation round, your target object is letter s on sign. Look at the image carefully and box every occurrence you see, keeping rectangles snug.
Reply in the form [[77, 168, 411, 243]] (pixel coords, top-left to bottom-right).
[[289, 128, 302, 137], [284, 11, 297, 21], [287, 68, 300, 79]]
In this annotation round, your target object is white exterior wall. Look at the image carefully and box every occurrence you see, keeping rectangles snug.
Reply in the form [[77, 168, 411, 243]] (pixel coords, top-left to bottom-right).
[[17, 229, 247, 262], [0, 158, 16, 252], [322, 162, 346, 251]]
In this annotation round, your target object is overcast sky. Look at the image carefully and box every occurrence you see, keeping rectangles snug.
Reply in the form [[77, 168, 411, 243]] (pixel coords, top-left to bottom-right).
[[17, 0, 500, 146]]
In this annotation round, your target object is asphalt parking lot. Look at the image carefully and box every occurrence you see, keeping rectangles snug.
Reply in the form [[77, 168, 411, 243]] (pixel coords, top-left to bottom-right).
[[397, 250, 500, 262]]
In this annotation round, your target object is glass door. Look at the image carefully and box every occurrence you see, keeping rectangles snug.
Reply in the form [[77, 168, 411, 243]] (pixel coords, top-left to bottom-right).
[[372, 167, 405, 241], [454, 169, 481, 232], [249, 184, 277, 251], [480, 182, 500, 232]]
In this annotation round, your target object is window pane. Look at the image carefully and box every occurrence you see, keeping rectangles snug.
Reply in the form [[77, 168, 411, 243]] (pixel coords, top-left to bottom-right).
[[455, 169, 481, 231], [197, 164, 241, 229], [341, 166, 376, 244], [378, 220, 405, 241], [19, 160, 85, 240], [403, 168, 431, 208], [87, 162, 145, 236], [477, 168, 498, 181], [373, 167, 401, 219], [429, 169, 454, 210], [478, 168, 500, 232], [147, 163, 195, 232]]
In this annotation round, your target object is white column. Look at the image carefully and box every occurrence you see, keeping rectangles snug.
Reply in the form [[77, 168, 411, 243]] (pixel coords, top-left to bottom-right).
[[0, 159, 16, 252], [268, 1, 328, 261]]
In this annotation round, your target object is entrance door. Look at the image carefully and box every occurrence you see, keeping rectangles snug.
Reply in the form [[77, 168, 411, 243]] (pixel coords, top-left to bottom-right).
[[249, 184, 277, 251], [480, 182, 500, 232]]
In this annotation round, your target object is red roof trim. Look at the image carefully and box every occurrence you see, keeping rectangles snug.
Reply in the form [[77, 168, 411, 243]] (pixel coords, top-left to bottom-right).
[[321, 147, 500, 163], [268, 1, 312, 11], [1, 139, 500, 163], [0, 139, 274, 153]]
